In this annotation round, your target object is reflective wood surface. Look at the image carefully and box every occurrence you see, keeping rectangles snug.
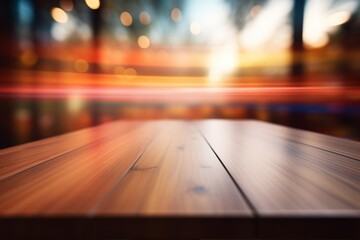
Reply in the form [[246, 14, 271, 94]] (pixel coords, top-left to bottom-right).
[[0, 120, 359, 238], [197, 120, 360, 216]]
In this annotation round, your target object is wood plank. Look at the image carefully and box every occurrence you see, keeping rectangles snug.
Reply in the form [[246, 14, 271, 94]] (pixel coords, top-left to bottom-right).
[[0, 121, 141, 180], [196, 120, 360, 216], [97, 121, 252, 216], [1, 119, 358, 238], [252, 120, 360, 160], [0, 121, 160, 215]]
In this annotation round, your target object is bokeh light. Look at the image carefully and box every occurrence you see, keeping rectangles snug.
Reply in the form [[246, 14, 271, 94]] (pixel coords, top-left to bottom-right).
[[124, 68, 137, 79], [51, 7, 68, 24], [139, 11, 151, 25], [250, 5, 262, 18], [120, 11, 133, 27], [328, 11, 351, 27], [20, 51, 38, 67], [138, 35, 150, 49], [85, 0, 100, 10], [114, 66, 125, 75], [74, 59, 89, 73], [1, 0, 360, 150], [304, 0, 359, 49], [171, 8, 182, 22], [190, 21, 202, 35], [60, 0, 74, 12]]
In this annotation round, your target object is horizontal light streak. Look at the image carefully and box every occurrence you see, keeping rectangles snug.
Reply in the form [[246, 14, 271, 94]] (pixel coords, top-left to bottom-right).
[[0, 86, 358, 104], [0, 69, 353, 88]]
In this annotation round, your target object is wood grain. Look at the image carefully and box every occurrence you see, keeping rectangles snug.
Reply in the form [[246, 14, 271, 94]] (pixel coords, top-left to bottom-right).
[[0, 119, 359, 238], [97, 121, 252, 216], [196, 120, 360, 216], [252, 120, 360, 160], [0, 121, 141, 180], [0, 121, 160, 215]]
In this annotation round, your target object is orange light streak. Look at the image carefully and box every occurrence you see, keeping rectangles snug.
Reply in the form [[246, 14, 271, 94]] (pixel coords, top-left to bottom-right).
[[0, 86, 358, 104]]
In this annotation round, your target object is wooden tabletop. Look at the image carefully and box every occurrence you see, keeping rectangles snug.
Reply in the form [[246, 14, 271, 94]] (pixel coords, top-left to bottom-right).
[[0, 120, 359, 239]]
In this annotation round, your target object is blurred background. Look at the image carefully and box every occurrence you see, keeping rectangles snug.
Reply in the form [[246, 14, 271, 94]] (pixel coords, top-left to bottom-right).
[[0, 0, 359, 149]]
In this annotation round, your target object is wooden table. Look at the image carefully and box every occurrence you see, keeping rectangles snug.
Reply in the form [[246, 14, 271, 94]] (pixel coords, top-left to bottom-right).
[[0, 120, 359, 239]]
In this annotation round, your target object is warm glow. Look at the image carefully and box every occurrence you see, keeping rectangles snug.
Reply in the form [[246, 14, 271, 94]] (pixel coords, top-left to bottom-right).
[[139, 11, 151, 25], [85, 0, 100, 10], [171, 8, 182, 22], [68, 93, 84, 113], [138, 35, 150, 49], [20, 51, 38, 67], [51, 8, 68, 24], [74, 59, 89, 73], [156, 50, 168, 60], [208, 44, 238, 82], [120, 12, 133, 27], [240, 0, 293, 51], [307, 34, 329, 49], [124, 68, 137, 79], [328, 11, 351, 26], [208, 69, 222, 83], [190, 21, 202, 35], [304, 6, 329, 49], [60, 0, 74, 12], [250, 5, 262, 18], [113, 66, 125, 75], [304, 1, 358, 49]]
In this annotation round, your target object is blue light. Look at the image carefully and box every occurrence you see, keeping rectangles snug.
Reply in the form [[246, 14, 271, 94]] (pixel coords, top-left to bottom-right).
[[18, 0, 34, 23]]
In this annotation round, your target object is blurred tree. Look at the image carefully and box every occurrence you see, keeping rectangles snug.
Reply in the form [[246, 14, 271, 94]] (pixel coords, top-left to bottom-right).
[[90, 2, 102, 125], [291, 0, 306, 76]]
